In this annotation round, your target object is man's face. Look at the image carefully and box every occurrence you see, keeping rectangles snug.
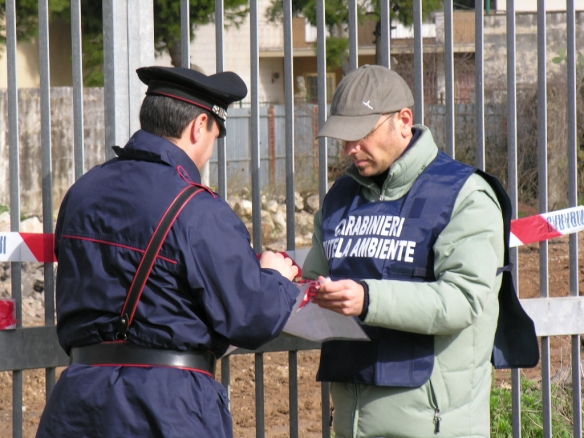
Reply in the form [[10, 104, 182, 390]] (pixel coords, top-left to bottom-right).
[[194, 118, 220, 169], [343, 113, 406, 177]]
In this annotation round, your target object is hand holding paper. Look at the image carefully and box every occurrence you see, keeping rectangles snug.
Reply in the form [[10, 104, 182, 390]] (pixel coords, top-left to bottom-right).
[[311, 276, 367, 317], [283, 279, 369, 342]]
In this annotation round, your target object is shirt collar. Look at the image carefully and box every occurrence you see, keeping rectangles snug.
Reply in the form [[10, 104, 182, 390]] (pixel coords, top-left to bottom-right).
[[120, 129, 202, 183]]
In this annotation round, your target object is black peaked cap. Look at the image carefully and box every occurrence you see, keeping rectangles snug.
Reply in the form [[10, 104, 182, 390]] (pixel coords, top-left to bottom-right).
[[136, 66, 248, 138]]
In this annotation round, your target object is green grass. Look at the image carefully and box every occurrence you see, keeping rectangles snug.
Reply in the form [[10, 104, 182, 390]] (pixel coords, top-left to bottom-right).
[[491, 377, 578, 437]]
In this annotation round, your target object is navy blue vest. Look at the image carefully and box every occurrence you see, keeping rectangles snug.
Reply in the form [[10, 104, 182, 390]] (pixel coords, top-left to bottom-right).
[[317, 151, 475, 387]]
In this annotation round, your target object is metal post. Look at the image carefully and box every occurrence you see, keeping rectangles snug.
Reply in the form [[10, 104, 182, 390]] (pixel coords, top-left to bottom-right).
[[316, 0, 328, 204], [103, 0, 129, 160], [181, 0, 190, 68], [250, 0, 262, 250], [255, 353, 265, 438], [38, 0, 57, 399], [103, 0, 154, 161], [71, 0, 85, 179], [289, 352, 299, 438], [536, 1, 551, 436], [348, 0, 358, 71], [283, 0, 296, 250], [380, 0, 390, 68], [475, 0, 485, 170], [6, 1, 23, 436], [444, 0, 455, 158], [566, 0, 581, 435], [216, 0, 227, 199], [413, 0, 424, 124], [505, 1, 521, 434]]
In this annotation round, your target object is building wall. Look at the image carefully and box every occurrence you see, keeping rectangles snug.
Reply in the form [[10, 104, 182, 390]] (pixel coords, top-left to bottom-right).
[[495, 0, 584, 12], [0, 19, 73, 88], [484, 11, 584, 92]]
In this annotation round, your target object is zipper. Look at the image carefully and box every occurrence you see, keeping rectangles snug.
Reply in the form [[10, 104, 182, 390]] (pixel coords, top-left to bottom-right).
[[428, 379, 442, 434], [433, 408, 442, 434]]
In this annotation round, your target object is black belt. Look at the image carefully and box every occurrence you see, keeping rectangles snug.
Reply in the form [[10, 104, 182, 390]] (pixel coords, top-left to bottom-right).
[[70, 342, 216, 376]]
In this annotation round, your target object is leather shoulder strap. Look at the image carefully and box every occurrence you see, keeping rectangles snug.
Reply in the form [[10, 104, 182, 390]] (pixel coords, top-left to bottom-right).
[[115, 184, 207, 340]]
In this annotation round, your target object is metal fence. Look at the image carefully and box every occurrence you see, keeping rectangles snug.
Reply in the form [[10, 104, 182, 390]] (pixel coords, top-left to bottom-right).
[[1, 1, 583, 437]]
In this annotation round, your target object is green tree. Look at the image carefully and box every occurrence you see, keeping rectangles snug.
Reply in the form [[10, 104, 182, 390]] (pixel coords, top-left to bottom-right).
[[265, 0, 442, 73], [0, 0, 248, 86]]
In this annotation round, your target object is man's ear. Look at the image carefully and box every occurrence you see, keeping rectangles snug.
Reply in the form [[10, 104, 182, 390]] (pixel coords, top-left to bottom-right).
[[397, 108, 414, 137], [191, 113, 209, 143]]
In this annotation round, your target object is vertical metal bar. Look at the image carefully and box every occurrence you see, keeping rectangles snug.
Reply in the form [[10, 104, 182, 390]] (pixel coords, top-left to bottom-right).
[[215, 0, 227, 199], [321, 382, 331, 438], [6, 2, 22, 435], [71, 0, 85, 179], [221, 356, 231, 410], [475, 0, 485, 170], [289, 352, 299, 438], [413, 0, 424, 124], [348, 0, 358, 71], [566, 1, 582, 435], [181, 0, 190, 68], [38, 0, 57, 397], [316, 0, 328, 204], [103, 0, 129, 161], [6, 0, 19, 228], [379, 0, 390, 68], [506, 1, 521, 434], [250, 0, 262, 250], [255, 353, 265, 438], [444, 0, 455, 158], [13, 370, 22, 438], [127, 0, 153, 135], [536, 1, 551, 437], [283, 0, 296, 250]]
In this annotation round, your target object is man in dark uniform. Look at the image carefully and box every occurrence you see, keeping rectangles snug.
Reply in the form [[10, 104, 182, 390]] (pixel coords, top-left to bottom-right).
[[36, 67, 299, 438]]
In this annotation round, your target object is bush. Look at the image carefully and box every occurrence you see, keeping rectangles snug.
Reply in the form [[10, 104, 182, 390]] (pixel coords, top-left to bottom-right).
[[491, 377, 579, 437]]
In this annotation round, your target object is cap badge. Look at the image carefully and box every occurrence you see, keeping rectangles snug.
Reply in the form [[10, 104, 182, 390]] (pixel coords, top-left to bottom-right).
[[363, 100, 373, 110], [212, 105, 227, 121]]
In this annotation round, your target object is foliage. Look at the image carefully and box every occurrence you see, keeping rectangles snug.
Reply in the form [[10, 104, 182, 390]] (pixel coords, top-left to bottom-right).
[[0, 0, 248, 86], [552, 48, 584, 68], [0, 0, 69, 47], [0, 204, 8, 215], [490, 377, 579, 437], [265, 0, 442, 72]]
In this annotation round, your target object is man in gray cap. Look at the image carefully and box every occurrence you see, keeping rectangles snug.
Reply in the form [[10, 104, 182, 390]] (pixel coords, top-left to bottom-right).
[[303, 64, 506, 437], [36, 67, 299, 438]]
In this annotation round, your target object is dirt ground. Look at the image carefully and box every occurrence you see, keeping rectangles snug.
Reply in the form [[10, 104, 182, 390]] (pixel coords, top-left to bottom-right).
[[1, 229, 584, 437]]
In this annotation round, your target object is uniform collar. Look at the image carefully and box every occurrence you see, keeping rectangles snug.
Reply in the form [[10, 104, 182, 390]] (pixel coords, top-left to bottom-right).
[[118, 129, 202, 183]]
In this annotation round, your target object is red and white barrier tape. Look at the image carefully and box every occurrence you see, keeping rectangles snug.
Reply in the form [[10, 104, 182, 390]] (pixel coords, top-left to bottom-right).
[[0, 233, 56, 262], [509, 205, 584, 247], [0, 206, 582, 262]]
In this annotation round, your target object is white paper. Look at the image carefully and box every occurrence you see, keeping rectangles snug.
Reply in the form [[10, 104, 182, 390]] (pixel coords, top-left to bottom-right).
[[282, 282, 370, 342]]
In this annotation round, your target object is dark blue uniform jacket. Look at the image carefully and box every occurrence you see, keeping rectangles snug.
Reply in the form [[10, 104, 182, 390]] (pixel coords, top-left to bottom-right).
[[36, 130, 298, 438]]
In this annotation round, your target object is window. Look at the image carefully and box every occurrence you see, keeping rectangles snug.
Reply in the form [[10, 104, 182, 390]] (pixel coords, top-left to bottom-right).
[[304, 73, 336, 103]]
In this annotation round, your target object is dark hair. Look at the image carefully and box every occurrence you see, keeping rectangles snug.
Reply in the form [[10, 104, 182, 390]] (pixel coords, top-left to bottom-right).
[[139, 94, 215, 138]]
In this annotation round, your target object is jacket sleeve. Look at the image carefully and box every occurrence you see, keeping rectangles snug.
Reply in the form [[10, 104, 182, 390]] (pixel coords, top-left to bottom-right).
[[186, 196, 298, 350], [362, 173, 504, 335]]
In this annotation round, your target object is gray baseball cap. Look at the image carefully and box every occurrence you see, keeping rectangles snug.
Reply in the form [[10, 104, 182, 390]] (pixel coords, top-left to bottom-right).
[[316, 65, 414, 141]]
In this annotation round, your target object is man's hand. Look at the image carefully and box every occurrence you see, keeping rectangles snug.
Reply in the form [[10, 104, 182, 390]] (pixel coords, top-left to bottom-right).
[[259, 251, 299, 281], [312, 276, 365, 316]]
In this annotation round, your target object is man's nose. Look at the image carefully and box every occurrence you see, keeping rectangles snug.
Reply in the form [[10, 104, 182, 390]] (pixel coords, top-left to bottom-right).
[[344, 141, 360, 155]]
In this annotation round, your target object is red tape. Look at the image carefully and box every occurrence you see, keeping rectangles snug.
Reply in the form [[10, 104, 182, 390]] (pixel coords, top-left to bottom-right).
[[0, 299, 17, 330], [510, 215, 563, 245]]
